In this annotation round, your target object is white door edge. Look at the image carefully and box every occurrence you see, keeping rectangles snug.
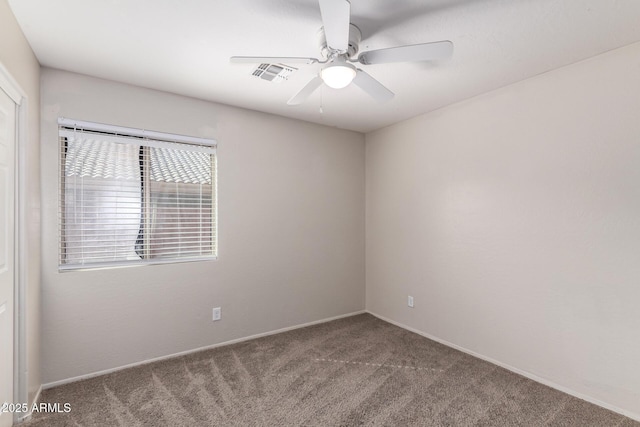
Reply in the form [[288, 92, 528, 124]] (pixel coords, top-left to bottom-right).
[[0, 61, 30, 424]]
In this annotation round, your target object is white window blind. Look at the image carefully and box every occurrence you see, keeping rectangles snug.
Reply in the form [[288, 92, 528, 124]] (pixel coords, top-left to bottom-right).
[[58, 118, 217, 270]]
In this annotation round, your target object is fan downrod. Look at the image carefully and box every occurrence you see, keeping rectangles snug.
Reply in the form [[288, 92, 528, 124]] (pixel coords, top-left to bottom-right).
[[317, 24, 361, 60]]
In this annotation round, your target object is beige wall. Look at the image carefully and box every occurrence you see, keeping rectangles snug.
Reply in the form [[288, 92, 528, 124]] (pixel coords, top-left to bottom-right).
[[0, 0, 41, 406], [366, 42, 640, 418], [40, 68, 365, 384]]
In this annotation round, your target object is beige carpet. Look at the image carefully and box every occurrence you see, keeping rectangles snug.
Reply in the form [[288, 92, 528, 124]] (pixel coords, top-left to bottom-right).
[[26, 314, 638, 426]]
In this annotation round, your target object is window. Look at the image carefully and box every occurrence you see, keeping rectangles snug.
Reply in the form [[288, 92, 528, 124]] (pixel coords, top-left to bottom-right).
[[58, 118, 217, 270]]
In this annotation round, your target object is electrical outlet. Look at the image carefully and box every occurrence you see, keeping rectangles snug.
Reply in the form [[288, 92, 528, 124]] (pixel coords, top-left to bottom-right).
[[408, 296, 414, 308], [212, 307, 221, 321]]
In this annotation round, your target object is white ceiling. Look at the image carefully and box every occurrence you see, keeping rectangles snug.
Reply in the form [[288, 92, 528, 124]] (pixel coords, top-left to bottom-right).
[[8, 0, 640, 133]]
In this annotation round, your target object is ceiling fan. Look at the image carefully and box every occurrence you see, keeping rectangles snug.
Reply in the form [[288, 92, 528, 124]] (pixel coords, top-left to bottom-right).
[[230, 0, 453, 106]]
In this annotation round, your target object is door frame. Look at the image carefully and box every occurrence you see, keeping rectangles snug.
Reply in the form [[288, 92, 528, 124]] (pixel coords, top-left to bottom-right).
[[0, 62, 29, 424]]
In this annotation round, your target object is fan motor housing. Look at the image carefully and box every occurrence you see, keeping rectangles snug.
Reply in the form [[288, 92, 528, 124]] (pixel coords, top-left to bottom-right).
[[318, 24, 361, 59]]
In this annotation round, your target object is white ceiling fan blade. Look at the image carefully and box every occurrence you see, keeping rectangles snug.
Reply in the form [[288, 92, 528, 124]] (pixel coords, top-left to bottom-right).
[[231, 56, 319, 64], [318, 0, 350, 52], [352, 69, 394, 102], [287, 76, 324, 105], [358, 41, 453, 65]]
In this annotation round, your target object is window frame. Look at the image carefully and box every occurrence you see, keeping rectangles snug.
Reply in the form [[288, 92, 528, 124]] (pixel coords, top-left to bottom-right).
[[58, 118, 218, 271]]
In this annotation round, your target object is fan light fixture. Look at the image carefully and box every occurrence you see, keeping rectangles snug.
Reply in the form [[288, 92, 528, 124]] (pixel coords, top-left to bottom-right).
[[231, 0, 454, 105], [320, 60, 356, 89]]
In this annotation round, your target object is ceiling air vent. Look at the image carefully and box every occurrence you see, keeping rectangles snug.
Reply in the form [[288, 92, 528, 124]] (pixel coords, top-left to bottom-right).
[[252, 63, 297, 83]]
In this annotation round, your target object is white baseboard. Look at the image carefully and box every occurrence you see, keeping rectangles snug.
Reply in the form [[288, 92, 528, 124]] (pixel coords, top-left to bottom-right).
[[32, 384, 43, 406], [43, 310, 366, 390], [15, 384, 42, 424], [366, 310, 640, 423]]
